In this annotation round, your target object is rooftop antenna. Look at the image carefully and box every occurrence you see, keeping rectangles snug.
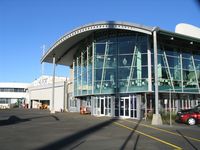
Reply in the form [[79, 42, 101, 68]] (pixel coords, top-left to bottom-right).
[[41, 45, 45, 75]]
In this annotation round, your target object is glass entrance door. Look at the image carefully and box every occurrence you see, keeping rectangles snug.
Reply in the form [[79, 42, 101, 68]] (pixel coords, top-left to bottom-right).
[[93, 96, 112, 116], [120, 96, 137, 119], [130, 96, 137, 118], [120, 97, 130, 118], [105, 97, 111, 116], [100, 97, 105, 115]]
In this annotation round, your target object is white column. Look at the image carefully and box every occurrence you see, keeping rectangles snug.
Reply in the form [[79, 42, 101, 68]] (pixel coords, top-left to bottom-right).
[[147, 36, 152, 91], [181, 100, 184, 109], [51, 56, 56, 114], [145, 93, 147, 121], [92, 42, 95, 94], [185, 100, 188, 109], [152, 29, 163, 125], [153, 30, 159, 115]]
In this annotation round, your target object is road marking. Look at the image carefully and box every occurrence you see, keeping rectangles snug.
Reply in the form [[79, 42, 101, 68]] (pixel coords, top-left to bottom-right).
[[124, 119, 200, 143], [114, 122, 182, 150]]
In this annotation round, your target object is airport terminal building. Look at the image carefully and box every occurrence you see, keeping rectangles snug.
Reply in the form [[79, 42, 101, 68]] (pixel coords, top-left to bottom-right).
[[42, 21, 200, 119]]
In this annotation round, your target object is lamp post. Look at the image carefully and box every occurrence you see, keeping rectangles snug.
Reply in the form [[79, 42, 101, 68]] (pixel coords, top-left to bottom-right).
[[169, 89, 172, 126]]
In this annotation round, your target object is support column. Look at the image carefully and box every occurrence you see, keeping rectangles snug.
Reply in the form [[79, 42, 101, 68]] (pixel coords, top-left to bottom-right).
[[64, 81, 67, 112], [51, 55, 56, 114], [144, 93, 147, 121], [147, 35, 152, 92], [151, 28, 163, 125]]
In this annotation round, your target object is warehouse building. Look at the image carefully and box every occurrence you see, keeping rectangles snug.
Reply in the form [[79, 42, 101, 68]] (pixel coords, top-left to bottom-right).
[[28, 75, 67, 112]]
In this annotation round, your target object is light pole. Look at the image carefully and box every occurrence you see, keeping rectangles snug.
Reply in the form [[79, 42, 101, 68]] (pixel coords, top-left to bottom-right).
[[169, 89, 172, 126]]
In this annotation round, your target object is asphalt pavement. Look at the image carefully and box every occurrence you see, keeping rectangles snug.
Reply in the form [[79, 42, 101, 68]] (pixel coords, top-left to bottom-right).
[[0, 108, 199, 150]]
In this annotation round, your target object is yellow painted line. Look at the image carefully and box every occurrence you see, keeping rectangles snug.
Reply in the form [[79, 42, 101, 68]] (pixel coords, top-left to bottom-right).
[[124, 119, 200, 143], [114, 122, 182, 150]]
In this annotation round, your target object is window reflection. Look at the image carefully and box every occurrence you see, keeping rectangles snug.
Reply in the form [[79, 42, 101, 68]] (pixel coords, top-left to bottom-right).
[[157, 44, 200, 92]]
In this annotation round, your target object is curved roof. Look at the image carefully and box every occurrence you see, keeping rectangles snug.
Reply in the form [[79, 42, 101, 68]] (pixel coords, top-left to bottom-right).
[[41, 21, 154, 66]]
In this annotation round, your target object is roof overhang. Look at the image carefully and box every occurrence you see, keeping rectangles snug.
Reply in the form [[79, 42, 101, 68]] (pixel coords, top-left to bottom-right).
[[41, 21, 153, 66], [158, 29, 200, 43], [41, 21, 200, 66]]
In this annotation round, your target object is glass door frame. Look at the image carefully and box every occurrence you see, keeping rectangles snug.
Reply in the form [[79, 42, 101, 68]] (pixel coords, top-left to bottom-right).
[[100, 97, 105, 116], [105, 96, 112, 116], [130, 95, 137, 119], [119, 96, 130, 118], [119, 95, 138, 119], [93, 96, 112, 116]]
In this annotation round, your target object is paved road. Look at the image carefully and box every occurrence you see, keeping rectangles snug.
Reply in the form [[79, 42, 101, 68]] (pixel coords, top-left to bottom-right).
[[0, 108, 199, 150]]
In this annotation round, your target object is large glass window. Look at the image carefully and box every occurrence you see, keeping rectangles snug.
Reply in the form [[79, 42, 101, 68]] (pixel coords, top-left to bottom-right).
[[157, 44, 200, 93], [73, 30, 149, 96]]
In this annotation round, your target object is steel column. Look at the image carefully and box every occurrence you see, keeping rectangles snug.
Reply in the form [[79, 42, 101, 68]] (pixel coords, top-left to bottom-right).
[[51, 55, 56, 113], [153, 30, 159, 115], [151, 28, 163, 125]]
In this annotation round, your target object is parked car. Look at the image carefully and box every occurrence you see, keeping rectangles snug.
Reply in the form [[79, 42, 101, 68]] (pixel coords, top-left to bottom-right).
[[176, 104, 200, 125]]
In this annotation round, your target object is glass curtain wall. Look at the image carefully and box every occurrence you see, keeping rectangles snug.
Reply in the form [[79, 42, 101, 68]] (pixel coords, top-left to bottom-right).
[[94, 31, 148, 94], [73, 30, 149, 97], [73, 43, 93, 96], [94, 31, 117, 94], [156, 44, 200, 93], [117, 33, 148, 93]]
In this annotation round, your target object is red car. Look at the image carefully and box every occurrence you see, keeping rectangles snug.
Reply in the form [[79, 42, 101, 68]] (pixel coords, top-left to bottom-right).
[[176, 104, 200, 125]]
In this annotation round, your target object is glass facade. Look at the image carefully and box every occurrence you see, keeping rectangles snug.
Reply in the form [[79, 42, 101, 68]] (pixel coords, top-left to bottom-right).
[[73, 29, 200, 97], [73, 30, 149, 96], [54, 23, 200, 119], [157, 41, 200, 93]]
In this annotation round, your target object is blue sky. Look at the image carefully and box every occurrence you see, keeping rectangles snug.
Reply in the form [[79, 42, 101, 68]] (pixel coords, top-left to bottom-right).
[[0, 0, 199, 83]]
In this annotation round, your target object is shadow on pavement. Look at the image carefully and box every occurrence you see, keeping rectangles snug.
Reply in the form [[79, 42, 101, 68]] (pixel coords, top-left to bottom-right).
[[133, 134, 140, 150], [176, 130, 198, 150], [36, 118, 118, 150], [50, 115, 60, 121], [0, 115, 30, 126], [0, 115, 59, 126], [120, 119, 142, 150]]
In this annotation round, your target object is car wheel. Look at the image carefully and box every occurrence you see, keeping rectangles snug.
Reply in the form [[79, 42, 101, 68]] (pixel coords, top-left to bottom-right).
[[187, 118, 196, 125]]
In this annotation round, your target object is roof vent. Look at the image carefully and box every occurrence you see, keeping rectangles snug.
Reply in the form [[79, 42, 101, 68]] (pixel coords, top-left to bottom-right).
[[175, 23, 200, 39]]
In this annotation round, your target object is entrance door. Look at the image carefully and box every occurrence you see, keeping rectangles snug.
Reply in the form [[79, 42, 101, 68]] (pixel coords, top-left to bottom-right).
[[93, 96, 112, 116], [130, 96, 137, 118], [105, 97, 111, 116], [100, 97, 105, 115], [120, 97, 130, 118], [120, 96, 138, 119]]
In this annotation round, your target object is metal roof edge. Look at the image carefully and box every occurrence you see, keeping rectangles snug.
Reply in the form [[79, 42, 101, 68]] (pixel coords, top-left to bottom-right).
[[41, 21, 154, 63]]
